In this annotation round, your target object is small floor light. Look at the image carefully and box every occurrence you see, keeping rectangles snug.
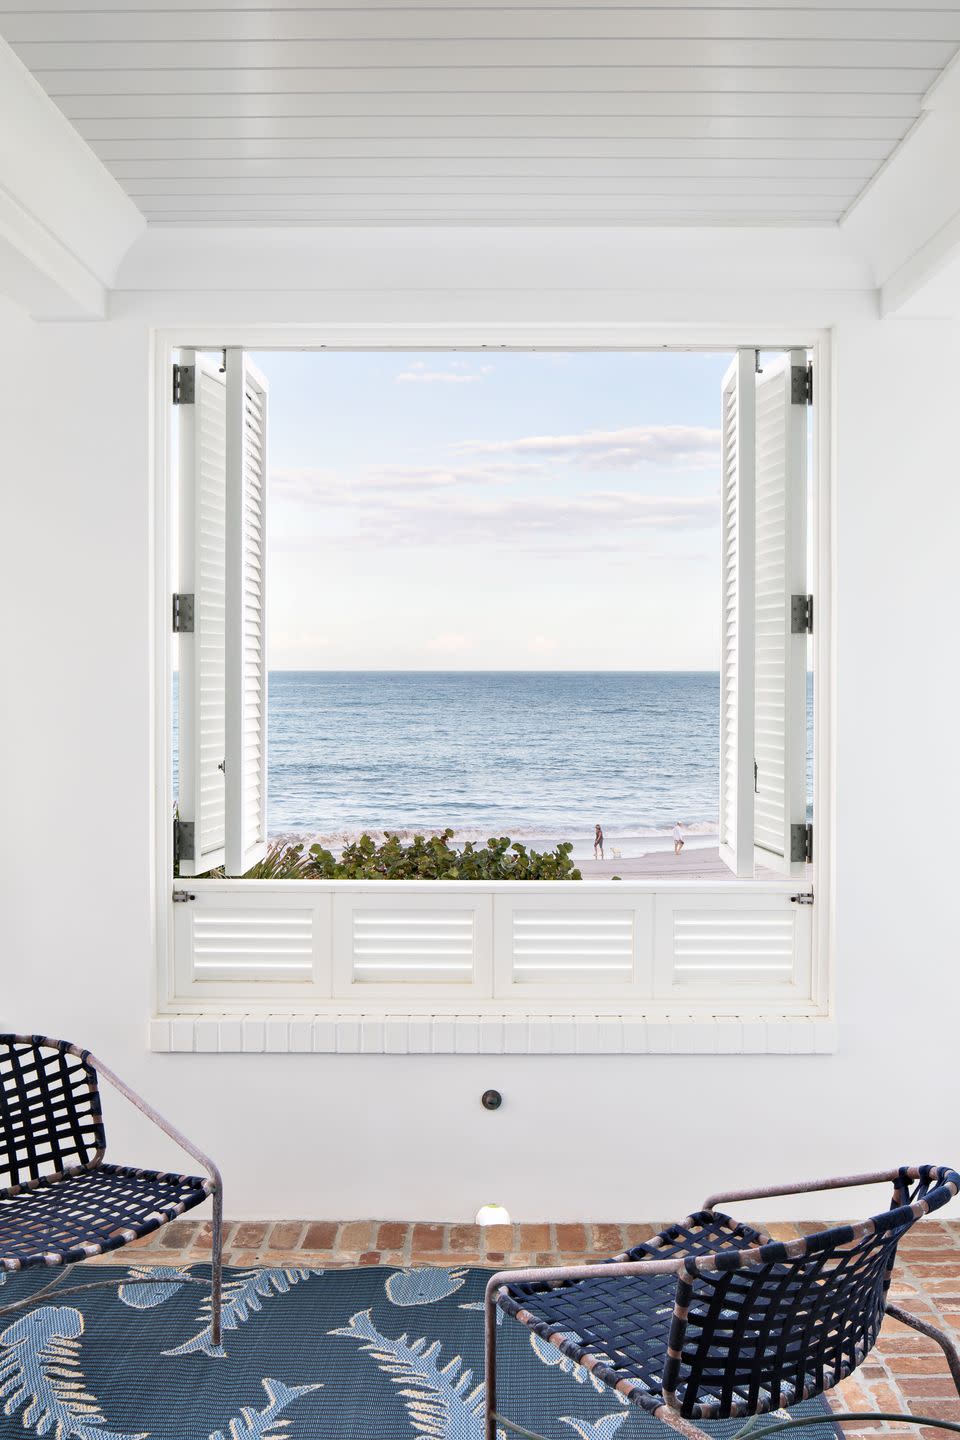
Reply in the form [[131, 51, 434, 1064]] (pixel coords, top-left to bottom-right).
[[475, 1203, 511, 1227]]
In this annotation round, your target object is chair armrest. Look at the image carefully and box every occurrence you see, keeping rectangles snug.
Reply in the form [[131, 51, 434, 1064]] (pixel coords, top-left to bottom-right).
[[703, 1169, 900, 1212], [88, 1051, 222, 1198], [484, 1254, 684, 1308]]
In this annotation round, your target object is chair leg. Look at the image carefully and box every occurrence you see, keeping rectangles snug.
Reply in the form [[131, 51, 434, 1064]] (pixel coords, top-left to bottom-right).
[[731, 1413, 960, 1439], [886, 1302, 960, 1396], [652, 1404, 716, 1440], [211, 1183, 224, 1349], [484, 1282, 498, 1440], [0, 1263, 73, 1316]]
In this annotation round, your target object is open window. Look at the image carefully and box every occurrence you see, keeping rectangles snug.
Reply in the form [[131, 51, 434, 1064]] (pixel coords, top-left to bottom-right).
[[162, 344, 824, 1051]]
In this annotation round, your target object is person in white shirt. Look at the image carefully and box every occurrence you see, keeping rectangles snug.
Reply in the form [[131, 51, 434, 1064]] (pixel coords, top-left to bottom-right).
[[673, 821, 684, 856]]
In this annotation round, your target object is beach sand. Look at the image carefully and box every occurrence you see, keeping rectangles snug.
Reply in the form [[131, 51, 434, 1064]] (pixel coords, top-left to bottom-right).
[[578, 846, 788, 880]]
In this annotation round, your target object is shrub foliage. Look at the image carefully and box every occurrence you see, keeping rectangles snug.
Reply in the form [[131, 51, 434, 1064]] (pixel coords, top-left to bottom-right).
[[232, 829, 582, 880]]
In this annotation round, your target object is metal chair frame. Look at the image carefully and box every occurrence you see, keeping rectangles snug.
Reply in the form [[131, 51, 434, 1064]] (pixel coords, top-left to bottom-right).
[[484, 1169, 960, 1440], [0, 1036, 223, 1346]]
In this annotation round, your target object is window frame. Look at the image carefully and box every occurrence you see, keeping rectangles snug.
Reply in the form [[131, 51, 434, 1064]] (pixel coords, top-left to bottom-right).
[[150, 326, 834, 1052]]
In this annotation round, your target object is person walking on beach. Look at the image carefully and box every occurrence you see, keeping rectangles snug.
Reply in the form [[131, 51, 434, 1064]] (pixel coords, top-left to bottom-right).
[[594, 823, 604, 860], [673, 821, 685, 856]]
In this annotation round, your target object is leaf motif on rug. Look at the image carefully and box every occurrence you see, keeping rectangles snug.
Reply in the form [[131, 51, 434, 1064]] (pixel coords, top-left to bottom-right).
[[528, 1333, 630, 1404], [385, 1268, 468, 1307], [330, 1307, 489, 1440], [560, 1415, 629, 1439], [0, 1304, 148, 1440], [118, 1265, 192, 1310], [457, 1302, 503, 1326], [208, 1376, 323, 1440], [163, 1267, 324, 1359]]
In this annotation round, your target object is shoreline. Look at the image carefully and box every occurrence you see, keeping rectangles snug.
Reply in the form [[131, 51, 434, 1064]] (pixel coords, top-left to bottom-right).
[[270, 827, 720, 865]]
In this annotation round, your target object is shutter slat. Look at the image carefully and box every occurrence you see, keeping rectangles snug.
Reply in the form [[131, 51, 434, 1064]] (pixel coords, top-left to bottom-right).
[[718, 351, 756, 877], [754, 351, 808, 873], [177, 352, 227, 876], [509, 908, 635, 986], [225, 350, 269, 875], [349, 908, 478, 985]]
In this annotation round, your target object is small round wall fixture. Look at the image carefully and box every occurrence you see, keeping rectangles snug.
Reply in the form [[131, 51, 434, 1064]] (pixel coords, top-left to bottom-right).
[[481, 1089, 503, 1111]]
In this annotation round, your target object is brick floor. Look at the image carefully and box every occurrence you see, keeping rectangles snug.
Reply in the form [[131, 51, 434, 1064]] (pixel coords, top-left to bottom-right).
[[94, 1217, 960, 1432]]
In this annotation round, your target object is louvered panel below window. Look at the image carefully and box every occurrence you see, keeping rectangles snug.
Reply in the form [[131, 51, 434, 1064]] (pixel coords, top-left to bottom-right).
[[173, 888, 331, 998], [351, 911, 475, 984], [494, 895, 651, 998], [170, 884, 814, 1013], [510, 911, 634, 985], [190, 908, 313, 983], [654, 892, 810, 1001], [332, 894, 492, 997]]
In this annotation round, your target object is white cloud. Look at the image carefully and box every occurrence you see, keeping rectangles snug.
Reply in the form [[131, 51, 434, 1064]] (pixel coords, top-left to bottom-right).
[[278, 487, 717, 552], [270, 459, 542, 505], [458, 424, 720, 470], [349, 490, 719, 550], [395, 361, 494, 385]]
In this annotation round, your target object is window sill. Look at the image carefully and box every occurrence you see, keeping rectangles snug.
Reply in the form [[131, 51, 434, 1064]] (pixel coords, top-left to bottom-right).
[[149, 1013, 836, 1055]]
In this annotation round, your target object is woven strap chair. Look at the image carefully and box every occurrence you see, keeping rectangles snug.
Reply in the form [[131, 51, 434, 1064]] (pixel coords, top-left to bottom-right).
[[485, 1166, 960, 1440], [0, 1034, 223, 1343]]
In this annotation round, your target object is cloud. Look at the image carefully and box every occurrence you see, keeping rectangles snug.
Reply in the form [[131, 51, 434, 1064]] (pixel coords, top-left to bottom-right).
[[395, 360, 494, 385], [345, 490, 719, 551], [270, 459, 541, 505], [458, 424, 720, 470], [527, 634, 558, 655]]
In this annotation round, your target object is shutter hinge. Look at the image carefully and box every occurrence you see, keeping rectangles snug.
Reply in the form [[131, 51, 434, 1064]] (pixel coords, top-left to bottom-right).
[[790, 889, 814, 906], [791, 594, 813, 634], [791, 362, 813, 406], [790, 822, 813, 864], [172, 363, 196, 405], [172, 888, 196, 904], [174, 818, 195, 864], [172, 593, 194, 633]]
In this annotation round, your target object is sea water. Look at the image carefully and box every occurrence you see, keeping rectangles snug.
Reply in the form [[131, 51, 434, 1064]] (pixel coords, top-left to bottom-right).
[[174, 670, 813, 860]]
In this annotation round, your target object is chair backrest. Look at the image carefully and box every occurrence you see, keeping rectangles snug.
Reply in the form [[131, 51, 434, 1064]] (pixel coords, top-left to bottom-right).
[[0, 1035, 105, 1195], [664, 1165, 960, 1419]]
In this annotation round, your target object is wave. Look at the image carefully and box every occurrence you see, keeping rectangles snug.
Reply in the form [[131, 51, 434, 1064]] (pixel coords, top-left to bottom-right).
[[270, 820, 719, 850]]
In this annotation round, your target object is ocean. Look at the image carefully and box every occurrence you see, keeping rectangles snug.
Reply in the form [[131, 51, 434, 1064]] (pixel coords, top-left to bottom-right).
[[174, 671, 813, 860]]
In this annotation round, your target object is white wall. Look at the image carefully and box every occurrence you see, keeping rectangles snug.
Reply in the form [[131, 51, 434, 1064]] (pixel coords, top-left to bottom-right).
[[1, 268, 958, 1223]]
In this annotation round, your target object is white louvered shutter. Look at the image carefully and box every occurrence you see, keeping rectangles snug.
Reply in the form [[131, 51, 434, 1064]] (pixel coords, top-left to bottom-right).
[[177, 351, 227, 877], [224, 350, 269, 876], [754, 351, 809, 874], [718, 351, 756, 878]]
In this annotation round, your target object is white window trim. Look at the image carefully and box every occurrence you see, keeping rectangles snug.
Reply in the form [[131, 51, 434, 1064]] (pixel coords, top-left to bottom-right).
[[150, 326, 835, 1055]]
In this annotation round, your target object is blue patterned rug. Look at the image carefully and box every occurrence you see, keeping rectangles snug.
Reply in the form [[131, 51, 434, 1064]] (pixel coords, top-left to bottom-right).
[[0, 1263, 841, 1440]]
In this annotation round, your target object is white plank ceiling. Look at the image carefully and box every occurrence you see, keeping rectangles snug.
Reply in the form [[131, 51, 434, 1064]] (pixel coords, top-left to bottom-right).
[[2, 1, 959, 227]]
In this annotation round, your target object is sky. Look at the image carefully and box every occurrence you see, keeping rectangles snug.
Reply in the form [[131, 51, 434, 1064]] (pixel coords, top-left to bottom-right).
[[254, 349, 733, 671]]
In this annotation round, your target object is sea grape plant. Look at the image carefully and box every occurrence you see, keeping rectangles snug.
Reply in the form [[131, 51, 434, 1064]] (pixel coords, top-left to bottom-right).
[[224, 829, 582, 881]]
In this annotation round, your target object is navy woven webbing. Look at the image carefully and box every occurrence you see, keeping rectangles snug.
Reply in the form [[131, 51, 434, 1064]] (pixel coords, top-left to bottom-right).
[[499, 1168, 960, 1421], [0, 1035, 104, 1194]]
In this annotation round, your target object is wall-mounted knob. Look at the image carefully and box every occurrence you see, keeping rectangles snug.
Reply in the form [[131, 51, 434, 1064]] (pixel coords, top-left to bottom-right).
[[481, 1089, 502, 1110]]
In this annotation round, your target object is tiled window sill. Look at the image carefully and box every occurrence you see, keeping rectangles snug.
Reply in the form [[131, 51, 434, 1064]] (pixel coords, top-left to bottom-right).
[[149, 1013, 837, 1055]]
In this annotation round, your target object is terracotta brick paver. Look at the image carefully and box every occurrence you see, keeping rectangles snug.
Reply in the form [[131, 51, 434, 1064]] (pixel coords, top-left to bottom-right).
[[92, 1217, 960, 1432]]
